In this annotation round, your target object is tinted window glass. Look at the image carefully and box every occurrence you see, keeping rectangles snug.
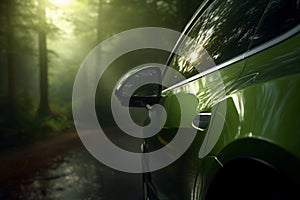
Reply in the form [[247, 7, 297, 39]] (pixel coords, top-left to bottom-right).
[[251, 0, 300, 48], [166, 0, 268, 81]]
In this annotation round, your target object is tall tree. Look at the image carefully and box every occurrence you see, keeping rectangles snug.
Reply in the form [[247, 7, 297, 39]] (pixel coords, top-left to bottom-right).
[[4, 0, 17, 124], [37, 0, 50, 116], [97, 0, 103, 42]]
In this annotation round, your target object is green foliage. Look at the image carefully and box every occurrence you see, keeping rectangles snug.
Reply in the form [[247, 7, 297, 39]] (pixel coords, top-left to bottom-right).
[[36, 114, 73, 133]]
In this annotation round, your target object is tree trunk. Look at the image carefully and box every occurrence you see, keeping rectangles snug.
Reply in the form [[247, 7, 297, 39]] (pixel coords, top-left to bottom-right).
[[97, 0, 103, 42], [5, 0, 16, 124], [37, 0, 50, 116]]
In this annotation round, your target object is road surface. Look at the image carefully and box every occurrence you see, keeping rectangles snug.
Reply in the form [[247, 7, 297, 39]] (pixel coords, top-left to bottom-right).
[[0, 128, 144, 200]]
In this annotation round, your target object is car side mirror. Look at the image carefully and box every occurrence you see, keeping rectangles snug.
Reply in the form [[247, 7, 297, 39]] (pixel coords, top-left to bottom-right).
[[115, 66, 162, 107]]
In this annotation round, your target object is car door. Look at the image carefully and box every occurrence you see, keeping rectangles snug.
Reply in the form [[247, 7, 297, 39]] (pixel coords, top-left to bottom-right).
[[199, 1, 300, 199], [145, 0, 270, 199]]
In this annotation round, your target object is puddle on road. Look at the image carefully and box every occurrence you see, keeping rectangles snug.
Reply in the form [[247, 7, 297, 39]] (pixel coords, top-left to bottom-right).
[[2, 146, 143, 200], [17, 148, 105, 200]]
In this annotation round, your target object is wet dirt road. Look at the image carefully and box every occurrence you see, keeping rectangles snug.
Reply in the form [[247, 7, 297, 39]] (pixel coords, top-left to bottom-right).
[[0, 129, 143, 200]]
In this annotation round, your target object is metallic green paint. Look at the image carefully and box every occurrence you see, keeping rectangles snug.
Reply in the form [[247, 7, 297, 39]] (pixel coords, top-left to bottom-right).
[[156, 26, 300, 200], [161, 31, 300, 162], [145, 1, 300, 198]]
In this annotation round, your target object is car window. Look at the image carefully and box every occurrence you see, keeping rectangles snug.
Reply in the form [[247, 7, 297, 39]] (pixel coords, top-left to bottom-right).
[[250, 0, 300, 48], [164, 0, 269, 84]]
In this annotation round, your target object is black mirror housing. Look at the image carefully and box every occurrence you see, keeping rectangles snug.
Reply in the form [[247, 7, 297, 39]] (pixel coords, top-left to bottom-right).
[[115, 66, 162, 107]]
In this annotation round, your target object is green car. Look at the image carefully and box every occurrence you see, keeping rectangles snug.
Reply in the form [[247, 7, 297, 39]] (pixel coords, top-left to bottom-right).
[[115, 0, 300, 199]]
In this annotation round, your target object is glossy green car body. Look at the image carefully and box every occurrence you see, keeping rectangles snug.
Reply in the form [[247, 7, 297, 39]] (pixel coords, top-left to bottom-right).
[[144, 0, 300, 199], [112, 0, 300, 199]]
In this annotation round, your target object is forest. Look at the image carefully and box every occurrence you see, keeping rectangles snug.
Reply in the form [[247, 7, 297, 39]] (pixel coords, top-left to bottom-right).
[[0, 0, 202, 149]]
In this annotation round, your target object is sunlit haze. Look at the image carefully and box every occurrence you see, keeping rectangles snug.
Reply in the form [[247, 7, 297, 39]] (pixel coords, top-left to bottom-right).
[[50, 0, 72, 7]]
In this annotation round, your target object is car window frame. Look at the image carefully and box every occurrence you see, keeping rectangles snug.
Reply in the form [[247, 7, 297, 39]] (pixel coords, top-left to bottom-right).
[[162, 0, 300, 93]]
